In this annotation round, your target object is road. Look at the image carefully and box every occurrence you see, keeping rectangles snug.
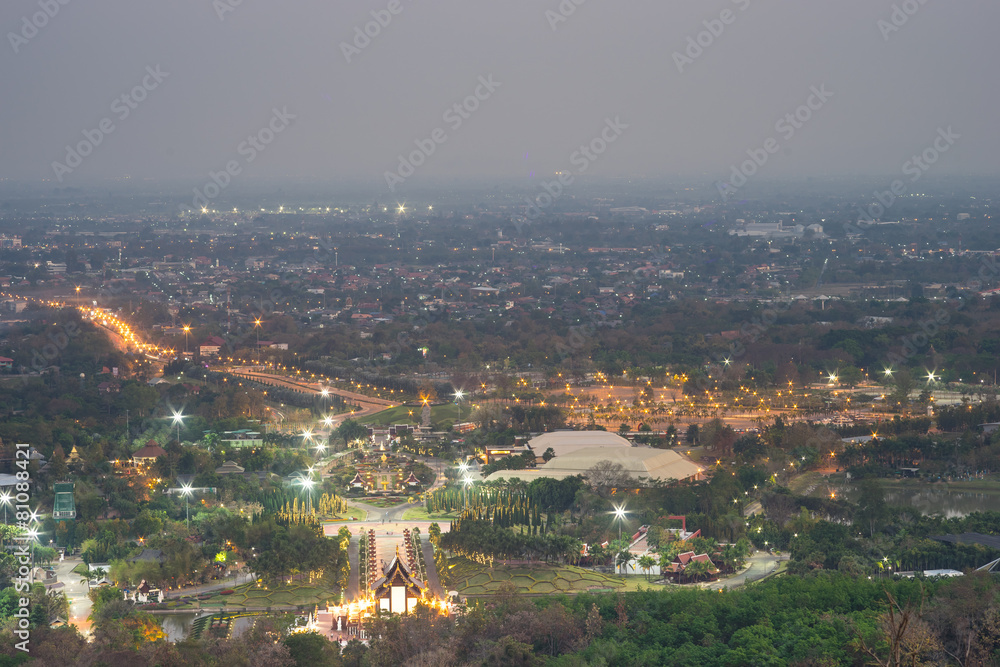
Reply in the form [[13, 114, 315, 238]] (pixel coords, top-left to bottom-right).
[[230, 368, 397, 409], [702, 552, 784, 590], [53, 557, 93, 635]]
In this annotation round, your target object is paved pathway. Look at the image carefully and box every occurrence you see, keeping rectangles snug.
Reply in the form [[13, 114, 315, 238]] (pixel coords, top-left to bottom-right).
[[702, 552, 783, 590], [345, 536, 360, 601], [53, 557, 92, 634], [420, 536, 443, 597]]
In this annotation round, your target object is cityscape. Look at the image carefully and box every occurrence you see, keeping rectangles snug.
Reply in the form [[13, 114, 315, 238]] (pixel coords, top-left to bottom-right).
[[0, 1, 999, 666]]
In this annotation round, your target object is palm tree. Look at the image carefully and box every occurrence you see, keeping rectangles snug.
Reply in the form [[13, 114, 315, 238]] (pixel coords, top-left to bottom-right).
[[615, 549, 635, 578], [684, 558, 711, 584], [638, 555, 656, 582]]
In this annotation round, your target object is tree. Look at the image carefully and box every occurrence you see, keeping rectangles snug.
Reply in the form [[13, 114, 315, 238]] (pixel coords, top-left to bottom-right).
[[585, 461, 634, 497], [853, 588, 941, 667], [839, 365, 864, 388], [684, 558, 711, 583], [428, 523, 442, 548], [612, 541, 634, 577], [336, 419, 368, 447], [283, 631, 340, 666], [638, 554, 657, 581], [855, 478, 888, 538]]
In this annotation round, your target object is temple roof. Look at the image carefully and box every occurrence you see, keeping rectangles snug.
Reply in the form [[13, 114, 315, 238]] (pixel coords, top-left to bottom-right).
[[371, 547, 425, 596]]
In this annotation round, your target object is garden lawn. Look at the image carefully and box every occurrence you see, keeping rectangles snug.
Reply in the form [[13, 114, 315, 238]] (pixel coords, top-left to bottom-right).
[[362, 404, 462, 427], [198, 581, 339, 609], [401, 507, 459, 522], [447, 558, 647, 597]]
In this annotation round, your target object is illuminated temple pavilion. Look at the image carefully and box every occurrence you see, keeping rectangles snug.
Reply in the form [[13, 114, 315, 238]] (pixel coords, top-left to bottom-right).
[[371, 549, 426, 614]]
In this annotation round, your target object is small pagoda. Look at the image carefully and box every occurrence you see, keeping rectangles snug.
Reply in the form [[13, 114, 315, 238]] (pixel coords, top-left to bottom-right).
[[371, 548, 426, 614]]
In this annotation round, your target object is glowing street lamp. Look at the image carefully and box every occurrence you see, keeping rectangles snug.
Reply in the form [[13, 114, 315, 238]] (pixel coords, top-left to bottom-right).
[[254, 318, 262, 365], [926, 370, 939, 384], [298, 475, 315, 514], [171, 411, 185, 444], [180, 484, 193, 528], [462, 476, 473, 511], [611, 504, 629, 542], [183, 325, 191, 354], [0, 491, 9, 524], [454, 389, 465, 423], [610, 504, 630, 575], [883, 367, 893, 378]]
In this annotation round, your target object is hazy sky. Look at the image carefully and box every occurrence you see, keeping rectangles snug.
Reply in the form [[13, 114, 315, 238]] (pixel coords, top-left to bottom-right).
[[1, 0, 997, 192]]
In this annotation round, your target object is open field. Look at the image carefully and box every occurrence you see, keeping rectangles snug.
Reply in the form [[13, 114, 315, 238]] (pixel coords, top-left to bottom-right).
[[447, 558, 647, 596]]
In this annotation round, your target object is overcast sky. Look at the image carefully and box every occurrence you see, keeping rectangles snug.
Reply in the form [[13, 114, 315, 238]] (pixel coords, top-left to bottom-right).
[[1, 0, 997, 192]]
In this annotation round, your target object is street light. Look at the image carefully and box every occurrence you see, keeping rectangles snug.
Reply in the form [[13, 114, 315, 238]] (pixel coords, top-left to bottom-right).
[[26, 529, 38, 583], [183, 325, 190, 355], [0, 491, 9, 524], [171, 411, 185, 444], [463, 476, 473, 511], [298, 475, 315, 514], [254, 318, 262, 365], [181, 484, 193, 528], [610, 504, 630, 575], [454, 389, 465, 423], [611, 504, 629, 542]]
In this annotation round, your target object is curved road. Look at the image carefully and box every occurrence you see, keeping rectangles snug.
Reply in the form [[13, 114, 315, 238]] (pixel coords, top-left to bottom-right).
[[702, 552, 784, 590]]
